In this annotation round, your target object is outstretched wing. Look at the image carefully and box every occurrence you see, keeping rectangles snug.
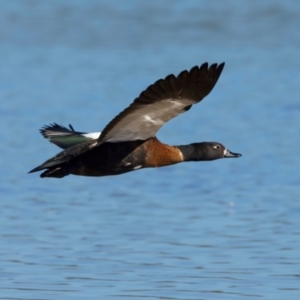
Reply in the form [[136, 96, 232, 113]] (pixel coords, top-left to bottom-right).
[[29, 63, 224, 177], [98, 62, 225, 144], [40, 123, 100, 149]]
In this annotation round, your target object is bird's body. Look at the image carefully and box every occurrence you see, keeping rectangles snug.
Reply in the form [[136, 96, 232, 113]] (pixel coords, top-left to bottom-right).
[[29, 62, 241, 178], [45, 137, 182, 178]]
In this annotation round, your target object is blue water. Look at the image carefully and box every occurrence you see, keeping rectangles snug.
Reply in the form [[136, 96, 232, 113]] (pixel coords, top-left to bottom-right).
[[1, 1, 300, 299]]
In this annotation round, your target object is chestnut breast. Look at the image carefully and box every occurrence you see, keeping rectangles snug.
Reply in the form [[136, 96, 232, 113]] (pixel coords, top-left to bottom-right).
[[143, 138, 183, 167]]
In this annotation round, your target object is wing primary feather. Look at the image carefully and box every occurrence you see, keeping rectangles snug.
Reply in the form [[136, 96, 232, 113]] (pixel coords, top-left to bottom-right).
[[186, 66, 200, 99], [97, 62, 225, 144], [40, 123, 92, 149], [177, 70, 189, 98], [69, 124, 75, 131], [149, 80, 168, 97]]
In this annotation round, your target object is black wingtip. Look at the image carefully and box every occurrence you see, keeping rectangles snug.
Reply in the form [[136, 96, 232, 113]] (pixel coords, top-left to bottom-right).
[[207, 62, 225, 71], [28, 166, 41, 174], [39, 123, 76, 139], [218, 62, 225, 72], [69, 124, 75, 132], [40, 123, 59, 138]]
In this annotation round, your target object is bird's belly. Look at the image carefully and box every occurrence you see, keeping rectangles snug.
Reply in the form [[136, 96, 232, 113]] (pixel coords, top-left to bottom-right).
[[70, 140, 147, 177]]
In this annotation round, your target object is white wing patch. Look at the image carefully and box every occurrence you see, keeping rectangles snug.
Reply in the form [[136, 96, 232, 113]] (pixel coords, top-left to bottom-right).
[[133, 165, 142, 170], [83, 132, 101, 139], [88, 141, 98, 149], [144, 115, 164, 125]]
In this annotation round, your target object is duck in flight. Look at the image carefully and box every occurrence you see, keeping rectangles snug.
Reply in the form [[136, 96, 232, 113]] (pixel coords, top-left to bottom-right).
[[29, 62, 241, 178]]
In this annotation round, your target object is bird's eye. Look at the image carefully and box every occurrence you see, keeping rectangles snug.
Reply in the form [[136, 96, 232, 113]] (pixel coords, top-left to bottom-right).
[[213, 145, 221, 150]]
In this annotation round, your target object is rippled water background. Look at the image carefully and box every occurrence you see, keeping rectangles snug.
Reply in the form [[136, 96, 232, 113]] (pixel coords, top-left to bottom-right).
[[1, 1, 300, 299]]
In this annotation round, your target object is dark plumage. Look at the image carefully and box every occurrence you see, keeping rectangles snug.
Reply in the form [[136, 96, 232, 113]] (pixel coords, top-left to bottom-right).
[[29, 62, 241, 178]]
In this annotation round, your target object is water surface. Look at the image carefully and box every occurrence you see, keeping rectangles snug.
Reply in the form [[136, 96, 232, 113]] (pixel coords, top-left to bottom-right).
[[1, 1, 300, 299]]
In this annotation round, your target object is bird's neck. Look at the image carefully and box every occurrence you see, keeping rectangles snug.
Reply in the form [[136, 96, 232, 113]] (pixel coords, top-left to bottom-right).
[[176, 143, 208, 162]]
